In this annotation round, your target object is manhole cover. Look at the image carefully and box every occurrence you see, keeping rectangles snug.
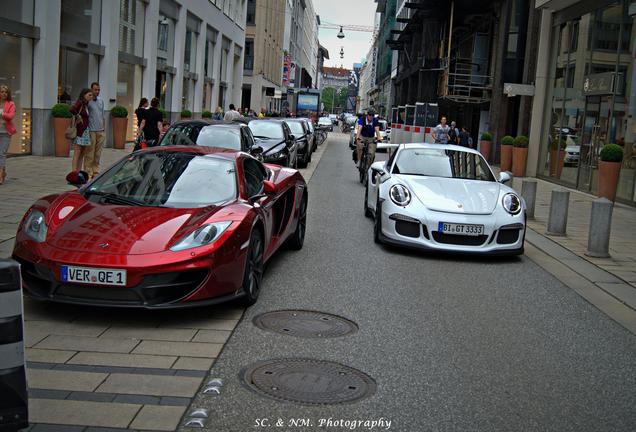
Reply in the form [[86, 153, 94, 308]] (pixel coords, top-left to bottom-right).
[[242, 358, 376, 405], [253, 310, 358, 338]]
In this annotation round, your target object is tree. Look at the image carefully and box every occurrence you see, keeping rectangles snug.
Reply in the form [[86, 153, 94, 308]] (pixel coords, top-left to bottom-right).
[[321, 87, 348, 113]]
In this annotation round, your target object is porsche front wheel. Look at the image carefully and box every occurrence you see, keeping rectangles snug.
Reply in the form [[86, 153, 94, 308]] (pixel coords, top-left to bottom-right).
[[241, 230, 264, 306]]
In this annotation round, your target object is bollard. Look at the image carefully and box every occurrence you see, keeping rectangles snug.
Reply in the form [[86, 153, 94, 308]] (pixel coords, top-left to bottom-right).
[[546, 189, 569, 236], [586, 198, 613, 258], [0, 259, 29, 432], [521, 179, 537, 219]]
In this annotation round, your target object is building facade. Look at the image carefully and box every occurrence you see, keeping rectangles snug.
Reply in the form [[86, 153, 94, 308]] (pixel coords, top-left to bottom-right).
[[373, 0, 398, 118], [529, 0, 636, 205], [242, 0, 286, 113], [0, 0, 246, 156]]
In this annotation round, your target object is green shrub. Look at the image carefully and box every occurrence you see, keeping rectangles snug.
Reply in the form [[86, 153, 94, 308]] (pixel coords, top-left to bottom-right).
[[51, 103, 72, 118], [111, 105, 128, 118], [159, 107, 168, 120], [513, 135, 529, 148], [481, 132, 492, 141], [202, 110, 213, 118], [501, 135, 514, 146], [599, 144, 624, 162], [181, 109, 193, 118]]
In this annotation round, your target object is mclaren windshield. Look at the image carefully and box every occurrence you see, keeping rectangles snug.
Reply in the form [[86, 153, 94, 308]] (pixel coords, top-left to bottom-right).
[[85, 151, 237, 208]]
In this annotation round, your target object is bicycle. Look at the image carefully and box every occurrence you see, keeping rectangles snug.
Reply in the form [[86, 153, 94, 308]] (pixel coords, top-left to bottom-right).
[[357, 138, 377, 185]]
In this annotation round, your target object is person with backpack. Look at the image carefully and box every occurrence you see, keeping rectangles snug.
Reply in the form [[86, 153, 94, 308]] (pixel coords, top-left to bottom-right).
[[355, 109, 383, 167], [139, 97, 163, 147]]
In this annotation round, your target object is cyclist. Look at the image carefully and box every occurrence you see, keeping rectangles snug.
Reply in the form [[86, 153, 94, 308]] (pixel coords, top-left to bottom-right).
[[355, 109, 382, 168]]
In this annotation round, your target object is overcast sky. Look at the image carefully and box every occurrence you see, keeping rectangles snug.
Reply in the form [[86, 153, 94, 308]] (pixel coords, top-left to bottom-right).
[[314, 0, 377, 69]]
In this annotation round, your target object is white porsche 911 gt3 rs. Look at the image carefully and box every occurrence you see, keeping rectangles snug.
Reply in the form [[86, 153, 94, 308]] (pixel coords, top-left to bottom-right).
[[365, 143, 525, 255]]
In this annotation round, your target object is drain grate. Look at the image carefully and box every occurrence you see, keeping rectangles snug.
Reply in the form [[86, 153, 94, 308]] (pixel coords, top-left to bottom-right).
[[253, 310, 358, 338], [242, 358, 376, 405]]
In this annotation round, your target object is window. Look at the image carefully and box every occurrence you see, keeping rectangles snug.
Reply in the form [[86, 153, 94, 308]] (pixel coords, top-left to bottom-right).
[[247, 0, 256, 25], [184, 31, 193, 72], [244, 39, 254, 71], [119, 0, 136, 54], [243, 159, 266, 198]]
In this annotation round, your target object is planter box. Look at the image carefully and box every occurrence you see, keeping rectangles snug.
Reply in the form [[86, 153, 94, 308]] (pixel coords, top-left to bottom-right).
[[53, 118, 72, 157], [598, 161, 621, 202], [500, 145, 512, 172], [479, 140, 492, 162], [512, 147, 528, 177], [112, 117, 128, 149]]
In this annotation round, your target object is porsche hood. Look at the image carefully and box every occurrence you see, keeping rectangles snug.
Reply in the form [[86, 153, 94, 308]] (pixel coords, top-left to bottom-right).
[[398, 176, 501, 215]]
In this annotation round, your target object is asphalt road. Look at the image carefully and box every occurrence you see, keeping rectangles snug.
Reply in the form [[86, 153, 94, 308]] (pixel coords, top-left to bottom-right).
[[184, 133, 636, 432]]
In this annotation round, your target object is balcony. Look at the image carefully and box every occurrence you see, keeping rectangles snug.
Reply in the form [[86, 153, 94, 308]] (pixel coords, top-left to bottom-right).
[[438, 57, 492, 104]]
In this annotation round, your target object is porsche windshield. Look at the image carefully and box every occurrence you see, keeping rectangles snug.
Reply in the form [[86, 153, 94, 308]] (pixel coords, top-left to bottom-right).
[[86, 152, 237, 207], [393, 148, 495, 181]]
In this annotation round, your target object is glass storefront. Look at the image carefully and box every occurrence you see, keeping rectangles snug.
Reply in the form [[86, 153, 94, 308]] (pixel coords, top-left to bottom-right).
[[0, 0, 34, 155], [542, 0, 636, 204]]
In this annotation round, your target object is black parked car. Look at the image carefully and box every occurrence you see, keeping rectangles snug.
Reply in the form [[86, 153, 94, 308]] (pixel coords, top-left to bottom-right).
[[247, 119, 299, 168], [159, 120, 264, 159], [298, 118, 318, 152], [283, 118, 312, 168]]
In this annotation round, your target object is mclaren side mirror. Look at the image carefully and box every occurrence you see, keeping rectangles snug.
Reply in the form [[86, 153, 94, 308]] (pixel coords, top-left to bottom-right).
[[66, 170, 89, 187], [263, 180, 277, 195], [499, 171, 512, 184]]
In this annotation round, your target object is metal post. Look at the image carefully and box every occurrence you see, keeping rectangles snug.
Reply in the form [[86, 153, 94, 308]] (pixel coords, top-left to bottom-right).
[[521, 179, 537, 219], [586, 198, 614, 258], [546, 189, 569, 236], [0, 259, 29, 431]]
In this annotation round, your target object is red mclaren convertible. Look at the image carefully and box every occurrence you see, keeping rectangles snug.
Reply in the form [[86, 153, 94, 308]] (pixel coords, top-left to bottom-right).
[[12, 146, 307, 308]]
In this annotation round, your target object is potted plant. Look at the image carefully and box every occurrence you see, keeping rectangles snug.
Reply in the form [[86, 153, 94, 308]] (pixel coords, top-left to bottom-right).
[[500, 135, 514, 172], [159, 107, 168, 121], [51, 103, 73, 157], [480, 132, 492, 162], [598, 143, 624, 201], [111, 105, 128, 150], [512, 135, 529, 177], [549, 136, 566, 178], [202, 110, 213, 119], [181, 109, 193, 119]]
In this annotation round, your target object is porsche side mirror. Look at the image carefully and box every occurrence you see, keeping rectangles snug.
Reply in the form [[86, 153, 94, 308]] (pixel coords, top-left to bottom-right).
[[499, 171, 512, 184], [263, 180, 277, 195]]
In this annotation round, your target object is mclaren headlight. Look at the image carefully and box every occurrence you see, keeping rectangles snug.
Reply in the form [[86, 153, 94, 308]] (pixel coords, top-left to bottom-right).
[[170, 221, 232, 251], [24, 209, 48, 242], [502, 193, 522, 215], [389, 184, 411, 206]]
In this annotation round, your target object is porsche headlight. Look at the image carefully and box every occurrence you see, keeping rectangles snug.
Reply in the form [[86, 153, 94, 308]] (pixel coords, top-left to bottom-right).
[[24, 209, 48, 242], [389, 184, 411, 206], [502, 193, 522, 215], [170, 222, 232, 251]]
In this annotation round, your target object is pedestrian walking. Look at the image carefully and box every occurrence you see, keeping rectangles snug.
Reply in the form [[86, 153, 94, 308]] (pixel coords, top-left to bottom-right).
[[431, 116, 451, 144], [135, 98, 148, 128], [213, 106, 223, 120], [139, 97, 163, 147], [458, 127, 471, 147], [224, 104, 241, 121], [448, 121, 459, 145], [70, 88, 93, 172], [0, 85, 16, 185], [85, 82, 105, 179]]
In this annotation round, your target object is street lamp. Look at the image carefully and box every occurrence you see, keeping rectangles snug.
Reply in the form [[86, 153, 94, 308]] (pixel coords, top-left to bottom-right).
[[339, 47, 344, 59], [337, 26, 345, 39]]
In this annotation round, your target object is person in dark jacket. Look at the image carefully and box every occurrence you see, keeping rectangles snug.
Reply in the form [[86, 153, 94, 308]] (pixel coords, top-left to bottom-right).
[[139, 97, 163, 146], [70, 88, 93, 171]]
